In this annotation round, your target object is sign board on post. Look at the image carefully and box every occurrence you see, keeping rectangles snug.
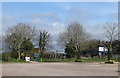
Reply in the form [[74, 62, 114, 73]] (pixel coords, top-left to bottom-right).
[[99, 47, 104, 52], [26, 57, 30, 62]]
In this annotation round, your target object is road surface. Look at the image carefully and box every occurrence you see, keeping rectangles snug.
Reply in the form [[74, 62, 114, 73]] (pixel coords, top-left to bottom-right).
[[1, 62, 118, 76]]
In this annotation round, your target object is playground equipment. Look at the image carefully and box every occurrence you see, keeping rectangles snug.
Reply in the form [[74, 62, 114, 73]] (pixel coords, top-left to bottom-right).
[[34, 52, 39, 61], [21, 48, 40, 61]]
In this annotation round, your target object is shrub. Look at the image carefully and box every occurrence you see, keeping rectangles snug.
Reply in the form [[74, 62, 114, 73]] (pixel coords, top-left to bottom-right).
[[10, 52, 18, 59], [0, 53, 2, 60], [10, 58, 17, 61], [2, 52, 11, 61]]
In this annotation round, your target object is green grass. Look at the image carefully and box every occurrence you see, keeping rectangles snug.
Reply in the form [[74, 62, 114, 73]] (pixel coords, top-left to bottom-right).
[[2, 60, 29, 63], [1, 57, 119, 63], [0, 60, 2, 63], [82, 57, 107, 63], [37, 57, 119, 63], [37, 57, 110, 63], [37, 58, 78, 62], [2, 58, 29, 63]]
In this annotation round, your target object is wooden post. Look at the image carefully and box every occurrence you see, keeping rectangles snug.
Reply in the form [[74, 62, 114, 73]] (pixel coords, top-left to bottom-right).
[[41, 58, 42, 62]]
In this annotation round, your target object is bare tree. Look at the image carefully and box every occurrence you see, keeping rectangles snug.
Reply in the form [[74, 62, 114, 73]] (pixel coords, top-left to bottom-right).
[[104, 22, 118, 60], [59, 23, 90, 59], [5, 23, 36, 60], [36, 30, 51, 60]]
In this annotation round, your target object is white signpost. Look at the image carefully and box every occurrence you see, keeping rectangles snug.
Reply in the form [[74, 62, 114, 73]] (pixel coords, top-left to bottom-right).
[[99, 47, 108, 57], [99, 47, 104, 57], [26, 57, 30, 62], [99, 47, 104, 52]]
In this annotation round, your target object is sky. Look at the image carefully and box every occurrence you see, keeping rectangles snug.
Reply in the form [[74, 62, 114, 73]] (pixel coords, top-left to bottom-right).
[[2, 2, 118, 50]]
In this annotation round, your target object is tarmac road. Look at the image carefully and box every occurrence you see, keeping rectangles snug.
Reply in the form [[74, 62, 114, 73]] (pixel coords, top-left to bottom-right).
[[1, 62, 118, 76]]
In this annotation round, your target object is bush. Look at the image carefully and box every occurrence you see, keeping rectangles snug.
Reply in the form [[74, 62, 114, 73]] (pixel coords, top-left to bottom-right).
[[65, 43, 76, 58], [10, 58, 17, 61], [0, 53, 2, 60], [75, 59, 83, 62], [10, 52, 18, 59], [2, 52, 18, 61], [2, 52, 11, 61]]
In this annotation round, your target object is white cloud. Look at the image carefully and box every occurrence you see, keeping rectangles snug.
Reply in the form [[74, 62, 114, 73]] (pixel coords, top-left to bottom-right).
[[22, 11, 60, 22], [2, 15, 16, 34], [85, 23, 106, 40], [28, 18, 45, 26], [2, 5, 118, 48], [50, 22, 66, 35], [65, 6, 91, 24]]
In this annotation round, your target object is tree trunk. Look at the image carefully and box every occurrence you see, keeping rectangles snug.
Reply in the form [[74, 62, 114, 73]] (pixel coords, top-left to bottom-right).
[[18, 51, 20, 60], [18, 45, 21, 60], [108, 45, 112, 61], [77, 52, 81, 59]]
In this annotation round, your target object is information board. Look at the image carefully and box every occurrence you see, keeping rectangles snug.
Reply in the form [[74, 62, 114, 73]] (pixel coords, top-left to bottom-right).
[[99, 47, 104, 52], [26, 57, 30, 62]]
